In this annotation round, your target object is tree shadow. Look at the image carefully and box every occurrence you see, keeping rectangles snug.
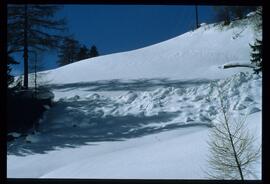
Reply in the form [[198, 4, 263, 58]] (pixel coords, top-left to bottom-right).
[[8, 78, 214, 156], [45, 78, 213, 92], [7, 96, 211, 156]]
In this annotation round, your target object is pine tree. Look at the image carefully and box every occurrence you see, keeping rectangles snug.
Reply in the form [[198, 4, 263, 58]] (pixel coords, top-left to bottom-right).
[[89, 45, 99, 58], [250, 39, 262, 74], [7, 4, 66, 89], [76, 45, 89, 61], [58, 37, 80, 66]]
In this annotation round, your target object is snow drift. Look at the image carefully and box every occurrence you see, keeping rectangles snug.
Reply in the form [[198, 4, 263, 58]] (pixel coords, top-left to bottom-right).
[[8, 15, 262, 179]]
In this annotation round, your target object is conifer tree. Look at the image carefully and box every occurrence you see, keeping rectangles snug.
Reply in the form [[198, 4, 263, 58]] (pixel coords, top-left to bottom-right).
[[89, 45, 99, 58], [58, 37, 80, 66], [7, 4, 66, 89], [76, 45, 89, 61], [250, 39, 262, 74]]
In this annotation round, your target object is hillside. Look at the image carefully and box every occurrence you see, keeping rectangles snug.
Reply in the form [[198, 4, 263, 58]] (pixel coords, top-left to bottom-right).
[[36, 16, 259, 85], [8, 15, 262, 179]]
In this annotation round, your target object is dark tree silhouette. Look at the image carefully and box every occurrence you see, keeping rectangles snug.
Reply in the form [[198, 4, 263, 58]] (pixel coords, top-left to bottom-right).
[[213, 6, 231, 25], [58, 37, 80, 66], [7, 4, 66, 89], [250, 39, 262, 74], [89, 45, 99, 58], [76, 45, 89, 61], [213, 6, 257, 25], [231, 6, 257, 19]]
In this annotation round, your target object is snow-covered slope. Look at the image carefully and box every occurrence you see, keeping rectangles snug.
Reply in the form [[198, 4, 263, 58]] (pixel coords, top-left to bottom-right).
[[8, 16, 262, 179], [38, 18, 257, 85]]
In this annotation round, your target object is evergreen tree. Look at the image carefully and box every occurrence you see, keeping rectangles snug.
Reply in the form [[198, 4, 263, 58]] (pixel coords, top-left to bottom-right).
[[89, 45, 99, 58], [76, 45, 89, 61], [213, 6, 257, 25], [250, 39, 262, 74], [213, 6, 231, 25], [230, 6, 257, 19], [7, 4, 66, 89], [58, 37, 80, 66]]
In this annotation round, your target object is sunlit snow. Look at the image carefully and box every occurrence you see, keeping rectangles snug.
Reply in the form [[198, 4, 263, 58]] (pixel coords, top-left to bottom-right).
[[8, 16, 262, 179]]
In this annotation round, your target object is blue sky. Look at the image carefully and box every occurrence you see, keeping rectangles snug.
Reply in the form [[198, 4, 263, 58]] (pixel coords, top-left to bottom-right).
[[11, 5, 217, 75]]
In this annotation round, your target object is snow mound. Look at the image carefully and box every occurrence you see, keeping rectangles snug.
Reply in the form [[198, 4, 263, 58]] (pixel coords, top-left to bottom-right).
[[7, 71, 262, 179], [33, 16, 260, 85]]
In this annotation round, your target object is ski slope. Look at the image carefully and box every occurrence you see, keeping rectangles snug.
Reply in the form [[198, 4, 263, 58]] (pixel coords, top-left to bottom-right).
[[8, 15, 262, 179]]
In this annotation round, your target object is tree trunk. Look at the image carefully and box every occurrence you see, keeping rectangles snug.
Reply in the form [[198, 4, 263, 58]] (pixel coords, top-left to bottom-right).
[[23, 4, 29, 89]]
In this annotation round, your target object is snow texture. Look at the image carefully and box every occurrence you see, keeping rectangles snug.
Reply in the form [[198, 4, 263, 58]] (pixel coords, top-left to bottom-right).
[[8, 17, 262, 179]]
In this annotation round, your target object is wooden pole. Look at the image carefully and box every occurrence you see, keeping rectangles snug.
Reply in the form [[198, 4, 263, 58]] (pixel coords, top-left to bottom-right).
[[195, 5, 199, 29]]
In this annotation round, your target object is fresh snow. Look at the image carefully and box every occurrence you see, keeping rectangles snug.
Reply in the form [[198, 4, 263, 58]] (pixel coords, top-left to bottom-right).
[[8, 132, 21, 138], [36, 18, 256, 84], [8, 17, 262, 179]]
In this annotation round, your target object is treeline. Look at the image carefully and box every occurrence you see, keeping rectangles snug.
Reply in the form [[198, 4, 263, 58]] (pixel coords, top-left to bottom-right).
[[58, 37, 99, 66], [7, 4, 100, 89], [213, 6, 262, 73], [6, 5, 100, 135], [213, 6, 258, 25]]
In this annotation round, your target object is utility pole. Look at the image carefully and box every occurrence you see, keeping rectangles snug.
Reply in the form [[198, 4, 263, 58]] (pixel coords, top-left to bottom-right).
[[23, 4, 29, 89], [195, 5, 199, 29]]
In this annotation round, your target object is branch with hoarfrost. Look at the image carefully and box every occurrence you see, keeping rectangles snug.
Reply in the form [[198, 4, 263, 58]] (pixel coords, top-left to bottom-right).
[[205, 82, 261, 180]]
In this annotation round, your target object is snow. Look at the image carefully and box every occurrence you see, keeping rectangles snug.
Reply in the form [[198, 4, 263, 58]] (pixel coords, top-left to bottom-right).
[[246, 11, 256, 17], [7, 17, 262, 179], [200, 22, 207, 26], [34, 18, 256, 85], [8, 132, 21, 138]]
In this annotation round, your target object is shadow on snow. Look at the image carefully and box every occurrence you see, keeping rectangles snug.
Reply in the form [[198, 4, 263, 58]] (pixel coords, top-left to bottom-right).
[[45, 78, 214, 92], [7, 78, 212, 156]]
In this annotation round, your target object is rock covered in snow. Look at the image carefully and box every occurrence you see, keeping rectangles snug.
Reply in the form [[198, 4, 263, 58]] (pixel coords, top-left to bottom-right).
[[8, 132, 21, 138], [246, 11, 256, 17]]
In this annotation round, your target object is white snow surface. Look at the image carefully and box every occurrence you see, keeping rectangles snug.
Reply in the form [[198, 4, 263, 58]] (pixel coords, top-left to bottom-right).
[[36, 18, 257, 84], [8, 18, 262, 179]]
